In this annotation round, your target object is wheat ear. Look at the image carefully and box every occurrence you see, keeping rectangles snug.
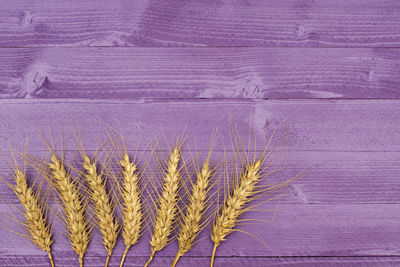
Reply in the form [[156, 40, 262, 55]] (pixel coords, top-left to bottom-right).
[[12, 168, 54, 267], [82, 155, 119, 267], [171, 158, 212, 267], [210, 160, 262, 267], [119, 153, 143, 267], [49, 154, 91, 267], [145, 146, 181, 267]]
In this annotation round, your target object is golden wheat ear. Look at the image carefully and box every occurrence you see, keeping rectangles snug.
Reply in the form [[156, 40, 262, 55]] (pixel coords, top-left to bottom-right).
[[82, 154, 120, 267], [117, 153, 143, 267], [48, 154, 91, 267], [103, 128, 148, 267], [13, 168, 55, 266], [145, 140, 184, 267], [210, 160, 263, 266], [0, 147, 54, 267], [34, 127, 92, 267], [72, 123, 120, 267], [171, 132, 220, 267], [209, 122, 296, 267]]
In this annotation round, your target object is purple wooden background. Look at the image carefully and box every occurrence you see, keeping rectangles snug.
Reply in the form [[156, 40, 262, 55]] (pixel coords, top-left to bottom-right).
[[1, 1, 400, 267]]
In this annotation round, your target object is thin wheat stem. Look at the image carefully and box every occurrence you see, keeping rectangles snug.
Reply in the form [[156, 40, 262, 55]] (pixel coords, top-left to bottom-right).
[[120, 245, 131, 267], [79, 254, 83, 267], [210, 243, 218, 267], [171, 252, 182, 267], [144, 250, 155, 267], [105, 252, 111, 267], [47, 251, 55, 267]]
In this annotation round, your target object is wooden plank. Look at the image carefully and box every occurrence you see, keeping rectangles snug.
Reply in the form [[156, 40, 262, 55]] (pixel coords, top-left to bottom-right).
[[0, 99, 399, 152], [1, 47, 400, 99], [1, 150, 400, 204], [0, 0, 400, 47], [1, 204, 399, 266]]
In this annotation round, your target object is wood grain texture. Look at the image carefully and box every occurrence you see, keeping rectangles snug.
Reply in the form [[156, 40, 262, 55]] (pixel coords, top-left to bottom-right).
[[0, 99, 399, 204], [1, 0, 399, 266], [1, 48, 400, 99], [0, 0, 400, 47], [0, 99, 400, 152]]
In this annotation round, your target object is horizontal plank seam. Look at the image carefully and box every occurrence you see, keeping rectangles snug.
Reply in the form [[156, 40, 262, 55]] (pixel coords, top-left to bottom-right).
[[1, 255, 400, 259], [3, 98, 400, 102], [4, 98, 400, 101], [2, 46, 400, 49], [6, 149, 400, 153]]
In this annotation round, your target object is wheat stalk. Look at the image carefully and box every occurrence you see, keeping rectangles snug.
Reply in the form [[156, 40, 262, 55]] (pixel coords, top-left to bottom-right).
[[145, 146, 181, 267], [82, 155, 119, 267], [119, 153, 143, 267], [48, 154, 91, 267], [12, 168, 54, 267], [172, 157, 212, 267], [210, 160, 262, 266]]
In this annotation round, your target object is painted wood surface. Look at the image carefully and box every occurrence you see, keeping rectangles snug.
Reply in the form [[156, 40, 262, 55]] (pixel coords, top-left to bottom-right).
[[1, 48, 400, 99], [0, 100, 400, 266], [0, 99, 399, 152], [0, 0, 400, 47], [1, 0, 400, 266]]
